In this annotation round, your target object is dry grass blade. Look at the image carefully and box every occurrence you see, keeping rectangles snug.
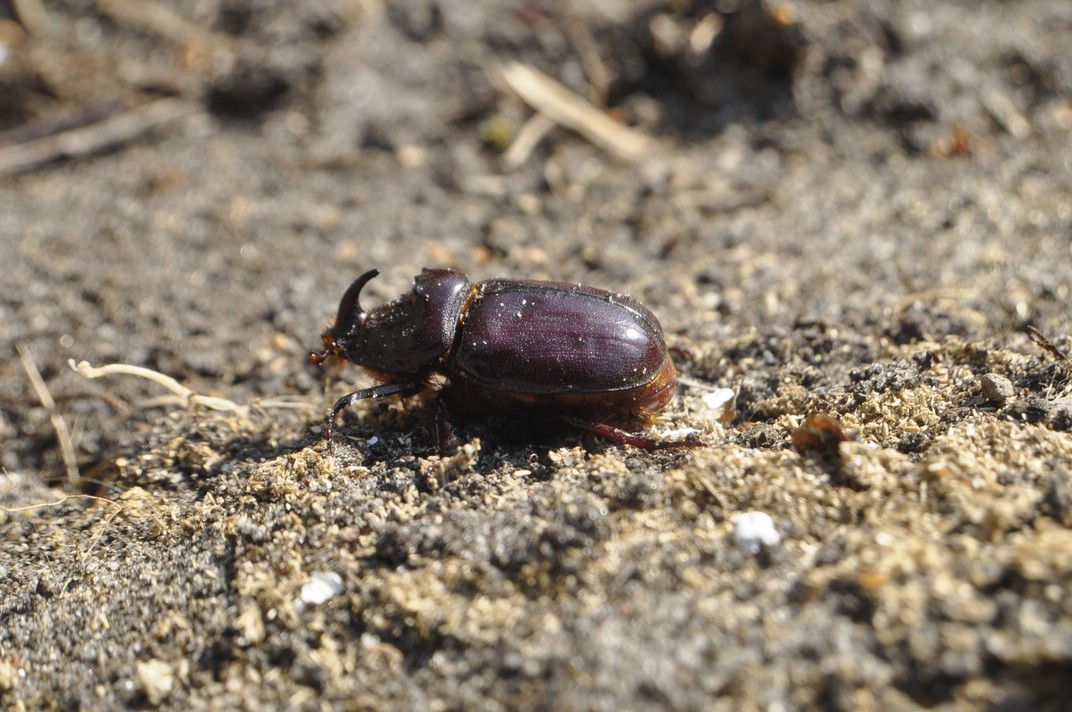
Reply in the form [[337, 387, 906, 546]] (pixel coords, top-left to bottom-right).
[[502, 113, 556, 170], [18, 344, 80, 486], [12, 0, 51, 35], [69, 359, 247, 414], [97, 0, 233, 53], [68, 360, 319, 418], [1026, 326, 1070, 363], [564, 12, 610, 106], [499, 61, 656, 163], [0, 97, 198, 176]]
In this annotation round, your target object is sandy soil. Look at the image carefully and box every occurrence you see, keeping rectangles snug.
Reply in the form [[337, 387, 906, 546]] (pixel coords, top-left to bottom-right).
[[2, 0, 1072, 709]]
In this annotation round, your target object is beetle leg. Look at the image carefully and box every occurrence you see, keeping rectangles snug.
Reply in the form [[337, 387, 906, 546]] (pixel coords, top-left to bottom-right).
[[325, 381, 424, 447], [561, 417, 706, 451], [432, 390, 452, 454], [668, 345, 695, 363]]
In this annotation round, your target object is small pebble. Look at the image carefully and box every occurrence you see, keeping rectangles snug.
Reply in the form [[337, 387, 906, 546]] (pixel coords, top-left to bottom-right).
[[734, 511, 781, 554], [702, 388, 738, 424], [980, 373, 1014, 404], [135, 659, 174, 705], [298, 571, 344, 608], [0, 658, 15, 692]]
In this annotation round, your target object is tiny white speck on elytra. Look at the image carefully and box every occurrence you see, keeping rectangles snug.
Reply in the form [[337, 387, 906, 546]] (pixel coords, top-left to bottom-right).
[[367, 436, 379, 446], [734, 511, 780, 554]]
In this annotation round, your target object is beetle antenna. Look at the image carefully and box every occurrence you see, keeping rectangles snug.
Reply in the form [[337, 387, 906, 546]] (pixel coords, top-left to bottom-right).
[[333, 269, 379, 331]]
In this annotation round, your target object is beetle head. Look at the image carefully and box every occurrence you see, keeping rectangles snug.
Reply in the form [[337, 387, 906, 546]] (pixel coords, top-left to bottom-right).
[[310, 268, 472, 376], [309, 269, 379, 366]]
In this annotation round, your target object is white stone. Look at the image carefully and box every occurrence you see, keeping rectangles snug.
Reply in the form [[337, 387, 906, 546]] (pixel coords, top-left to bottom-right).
[[299, 571, 344, 607], [734, 511, 780, 553]]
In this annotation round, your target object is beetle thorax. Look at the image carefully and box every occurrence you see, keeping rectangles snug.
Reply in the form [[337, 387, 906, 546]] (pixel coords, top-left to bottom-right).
[[332, 268, 472, 376]]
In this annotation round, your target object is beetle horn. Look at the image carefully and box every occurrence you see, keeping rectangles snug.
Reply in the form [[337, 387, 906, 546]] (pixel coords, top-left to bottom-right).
[[333, 268, 379, 330]]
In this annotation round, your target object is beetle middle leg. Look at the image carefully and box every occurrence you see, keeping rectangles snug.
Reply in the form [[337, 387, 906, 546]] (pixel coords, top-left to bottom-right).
[[433, 390, 453, 454], [561, 417, 706, 451], [325, 381, 424, 447]]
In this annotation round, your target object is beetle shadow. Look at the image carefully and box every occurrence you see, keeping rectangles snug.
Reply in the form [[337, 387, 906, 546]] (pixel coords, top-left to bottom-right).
[[427, 413, 697, 478], [174, 401, 695, 487], [319, 410, 562, 465]]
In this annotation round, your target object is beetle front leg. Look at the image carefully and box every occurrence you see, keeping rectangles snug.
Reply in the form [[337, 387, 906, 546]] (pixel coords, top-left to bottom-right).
[[561, 417, 706, 451], [324, 382, 424, 447]]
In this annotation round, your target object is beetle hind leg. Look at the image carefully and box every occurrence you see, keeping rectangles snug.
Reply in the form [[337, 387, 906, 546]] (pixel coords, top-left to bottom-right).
[[561, 417, 705, 451]]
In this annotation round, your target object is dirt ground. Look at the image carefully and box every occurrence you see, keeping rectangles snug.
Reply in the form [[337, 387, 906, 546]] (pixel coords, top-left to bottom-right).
[[2, 0, 1072, 709]]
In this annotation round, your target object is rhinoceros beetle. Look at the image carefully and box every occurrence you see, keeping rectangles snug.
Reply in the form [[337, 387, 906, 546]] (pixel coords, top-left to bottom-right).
[[310, 268, 702, 450]]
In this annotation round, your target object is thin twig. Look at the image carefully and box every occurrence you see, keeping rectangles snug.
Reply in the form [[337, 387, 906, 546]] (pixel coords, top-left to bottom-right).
[[981, 85, 1031, 140], [97, 0, 233, 53], [0, 97, 133, 147], [498, 61, 655, 163], [1, 493, 119, 514], [564, 9, 611, 106], [69, 359, 319, 421], [72, 499, 128, 589], [502, 112, 557, 170], [18, 344, 81, 486], [2, 493, 130, 592], [12, 0, 51, 35], [69, 359, 247, 414], [1026, 326, 1070, 363], [0, 97, 198, 176]]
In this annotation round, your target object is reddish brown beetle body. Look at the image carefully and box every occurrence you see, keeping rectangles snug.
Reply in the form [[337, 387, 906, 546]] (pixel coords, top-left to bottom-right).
[[310, 268, 700, 450]]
